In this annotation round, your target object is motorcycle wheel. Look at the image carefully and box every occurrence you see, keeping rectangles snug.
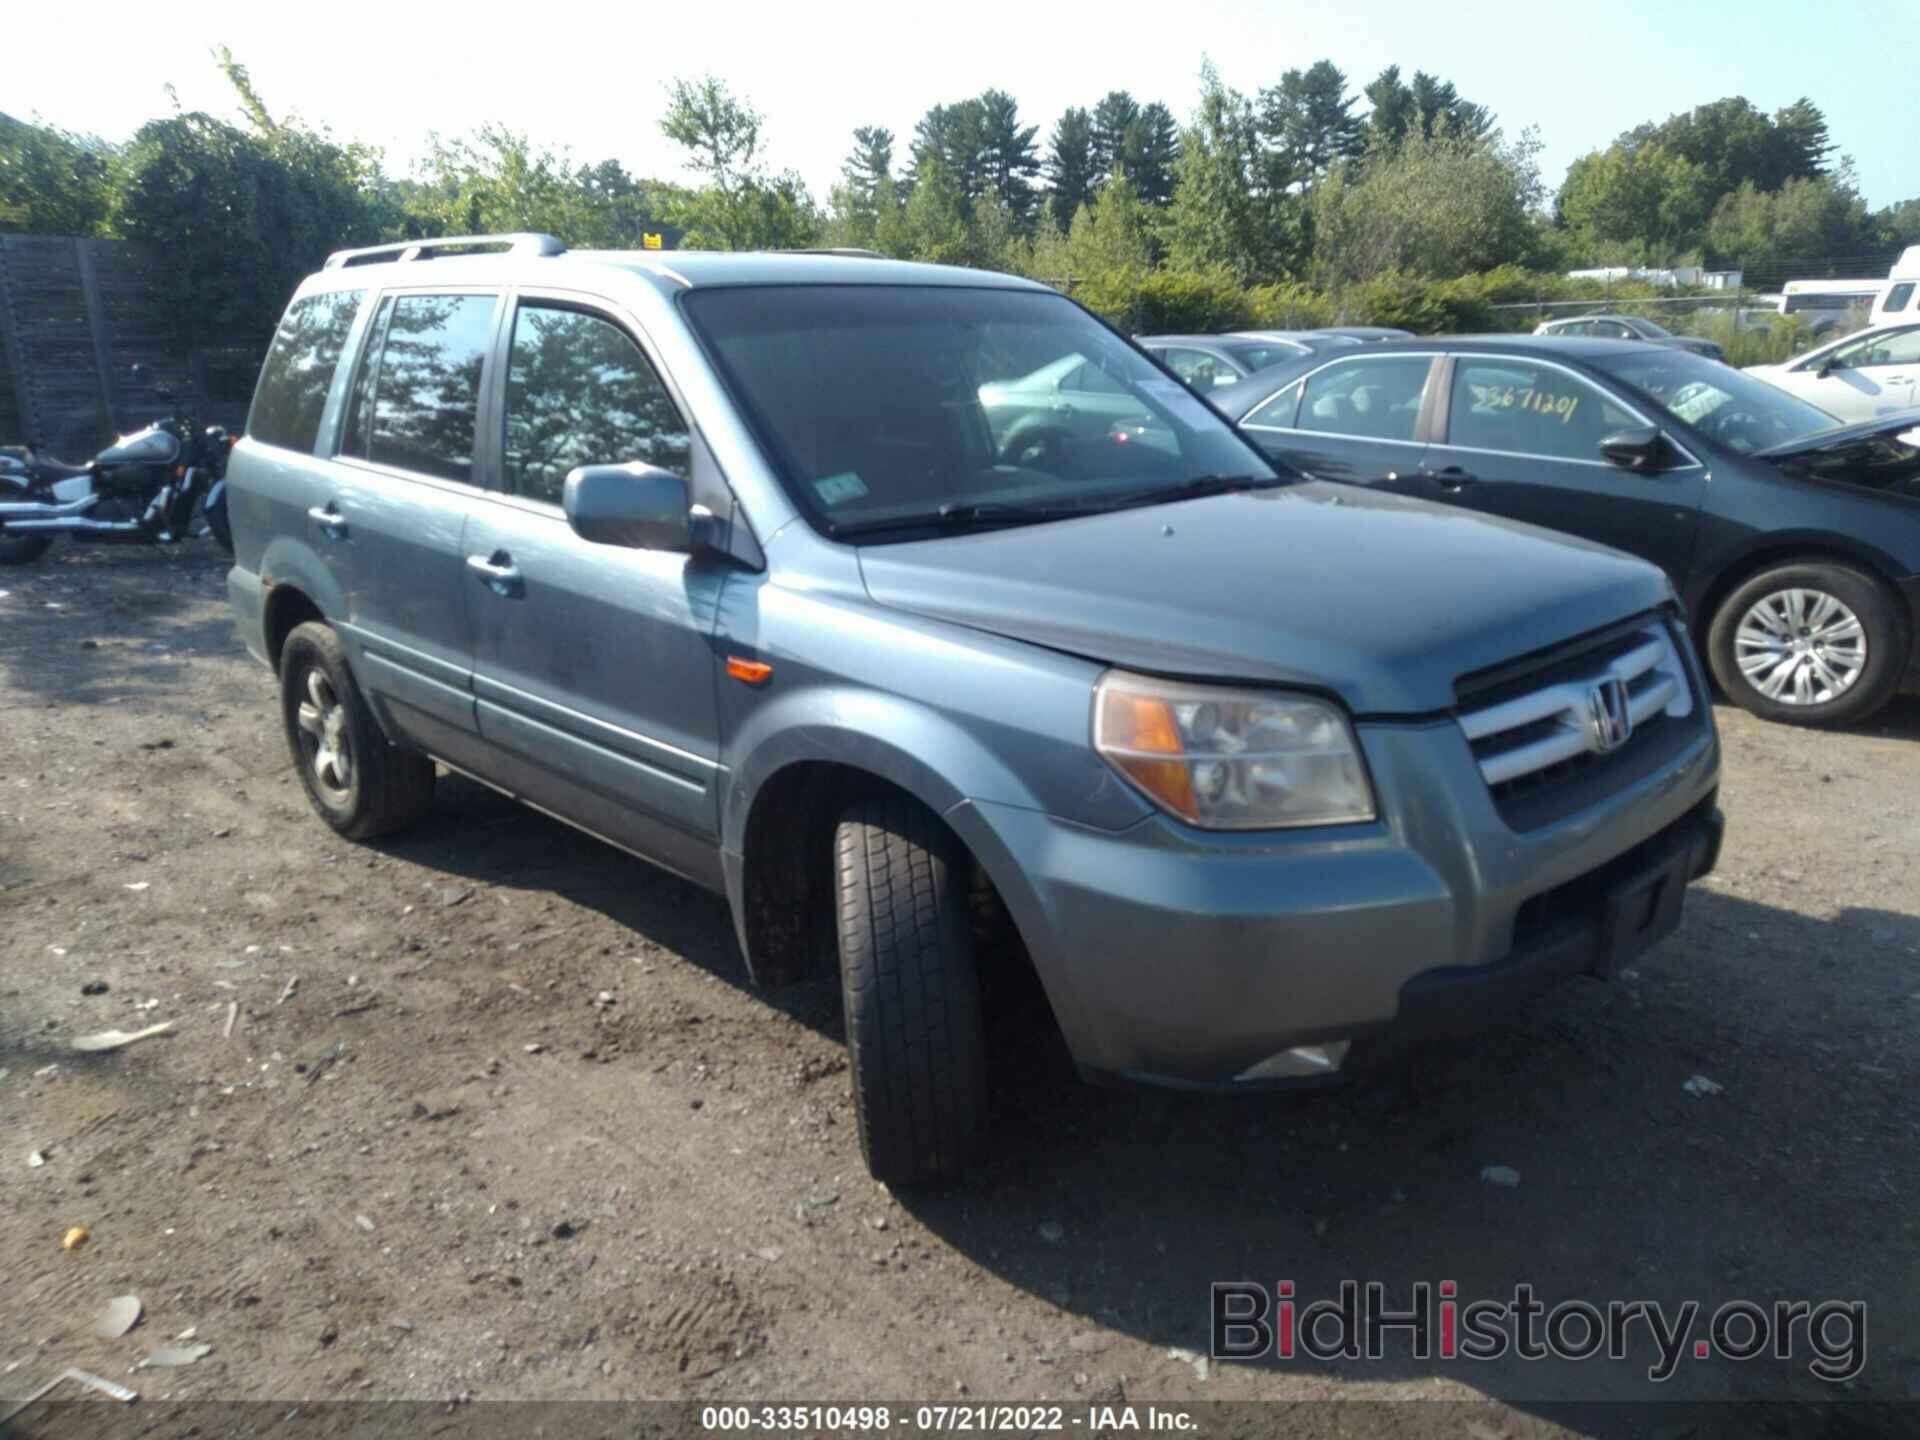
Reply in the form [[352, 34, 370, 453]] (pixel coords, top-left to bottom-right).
[[0, 479, 55, 564], [0, 529, 54, 565]]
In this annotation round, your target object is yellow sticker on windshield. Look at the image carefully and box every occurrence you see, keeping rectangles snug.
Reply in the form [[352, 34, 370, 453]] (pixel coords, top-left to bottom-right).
[[1469, 384, 1582, 424]]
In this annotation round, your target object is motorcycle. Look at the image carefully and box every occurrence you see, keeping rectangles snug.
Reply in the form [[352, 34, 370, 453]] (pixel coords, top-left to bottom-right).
[[0, 364, 235, 566]]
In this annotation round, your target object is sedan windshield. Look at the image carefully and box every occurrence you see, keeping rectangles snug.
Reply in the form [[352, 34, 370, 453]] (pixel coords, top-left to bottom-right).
[[1590, 349, 1838, 453], [682, 285, 1276, 538]]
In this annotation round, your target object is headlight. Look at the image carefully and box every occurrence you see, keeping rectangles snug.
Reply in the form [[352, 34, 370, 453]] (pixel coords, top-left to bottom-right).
[[1093, 670, 1375, 829]]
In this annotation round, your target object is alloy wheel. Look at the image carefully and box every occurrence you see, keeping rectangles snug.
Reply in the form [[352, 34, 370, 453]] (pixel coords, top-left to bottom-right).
[[294, 666, 353, 799], [1733, 587, 1867, 707]]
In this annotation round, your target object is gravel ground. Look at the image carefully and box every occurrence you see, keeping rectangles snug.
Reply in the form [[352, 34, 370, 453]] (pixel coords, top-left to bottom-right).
[[2, 544, 1916, 1437]]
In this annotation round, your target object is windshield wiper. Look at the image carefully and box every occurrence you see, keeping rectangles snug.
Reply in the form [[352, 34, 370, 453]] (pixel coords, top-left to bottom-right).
[[826, 498, 1098, 540], [1075, 472, 1296, 513]]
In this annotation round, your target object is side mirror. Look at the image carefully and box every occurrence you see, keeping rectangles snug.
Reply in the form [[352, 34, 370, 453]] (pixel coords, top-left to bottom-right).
[[563, 463, 694, 550], [1600, 426, 1666, 472]]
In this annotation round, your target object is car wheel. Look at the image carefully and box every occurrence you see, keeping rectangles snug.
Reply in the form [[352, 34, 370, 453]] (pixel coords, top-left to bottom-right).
[[280, 621, 436, 839], [1707, 561, 1908, 726], [834, 793, 988, 1186]]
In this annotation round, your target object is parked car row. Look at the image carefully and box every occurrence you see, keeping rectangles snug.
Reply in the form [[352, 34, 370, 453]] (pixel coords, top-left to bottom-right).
[[226, 239, 1729, 1183], [1137, 326, 1413, 391]]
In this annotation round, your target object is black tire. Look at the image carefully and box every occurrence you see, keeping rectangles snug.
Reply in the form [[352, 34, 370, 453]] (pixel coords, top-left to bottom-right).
[[280, 621, 436, 839], [834, 794, 988, 1186], [0, 529, 54, 565], [1707, 560, 1908, 727]]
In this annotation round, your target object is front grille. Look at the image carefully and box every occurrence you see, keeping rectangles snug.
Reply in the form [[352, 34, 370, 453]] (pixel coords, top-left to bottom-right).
[[1456, 614, 1699, 830]]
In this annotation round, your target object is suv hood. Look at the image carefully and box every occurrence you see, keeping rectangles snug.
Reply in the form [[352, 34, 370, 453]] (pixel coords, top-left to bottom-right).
[[858, 483, 1673, 715]]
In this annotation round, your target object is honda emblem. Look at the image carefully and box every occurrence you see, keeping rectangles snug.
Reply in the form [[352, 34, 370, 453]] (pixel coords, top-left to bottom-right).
[[1586, 677, 1633, 754]]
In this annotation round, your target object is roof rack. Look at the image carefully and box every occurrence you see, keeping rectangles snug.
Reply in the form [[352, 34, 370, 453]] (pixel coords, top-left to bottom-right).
[[323, 232, 568, 270]]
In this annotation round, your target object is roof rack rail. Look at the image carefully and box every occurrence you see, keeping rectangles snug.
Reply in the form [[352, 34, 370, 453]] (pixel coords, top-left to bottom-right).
[[323, 232, 568, 270]]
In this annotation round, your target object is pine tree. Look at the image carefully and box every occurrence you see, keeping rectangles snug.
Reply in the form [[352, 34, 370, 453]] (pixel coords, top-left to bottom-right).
[[1089, 91, 1141, 183], [1045, 107, 1095, 231], [977, 88, 1041, 230]]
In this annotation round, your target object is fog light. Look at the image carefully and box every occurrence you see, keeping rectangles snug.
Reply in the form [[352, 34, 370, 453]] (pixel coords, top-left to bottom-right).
[[1235, 1040, 1350, 1082]]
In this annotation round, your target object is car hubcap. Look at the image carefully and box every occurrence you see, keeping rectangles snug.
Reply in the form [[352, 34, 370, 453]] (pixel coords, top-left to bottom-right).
[[1734, 588, 1867, 706], [295, 667, 352, 798]]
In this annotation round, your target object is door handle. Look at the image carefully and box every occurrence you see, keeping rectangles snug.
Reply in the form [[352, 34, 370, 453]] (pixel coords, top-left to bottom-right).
[[1423, 466, 1478, 491], [307, 503, 348, 540], [466, 551, 524, 597]]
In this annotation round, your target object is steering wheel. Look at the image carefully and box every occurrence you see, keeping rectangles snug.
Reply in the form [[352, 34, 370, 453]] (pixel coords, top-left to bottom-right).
[[997, 424, 1073, 470], [1704, 407, 1776, 454]]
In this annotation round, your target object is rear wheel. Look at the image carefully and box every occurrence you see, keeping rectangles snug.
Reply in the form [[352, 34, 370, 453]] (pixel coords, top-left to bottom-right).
[[1707, 561, 1907, 726], [280, 621, 436, 839], [834, 794, 988, 1186]]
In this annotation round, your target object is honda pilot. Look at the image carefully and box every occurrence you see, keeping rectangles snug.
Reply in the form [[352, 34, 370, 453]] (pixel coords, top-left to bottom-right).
[[227, 235, 1723, 1183]]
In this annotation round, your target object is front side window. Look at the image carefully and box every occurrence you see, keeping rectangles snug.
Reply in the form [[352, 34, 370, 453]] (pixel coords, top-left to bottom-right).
[[502, 303, 691, 505], [1828, 326, 1920, 371], [1884, 282, 1916, 315], [341, 292, 497, 484], [1296, 356, 1432, 442], [680, 285, 1273, 538], [1447, 360, 1637, 462], [248, 290, 362, 453], [1591, 349, 1836, 453]]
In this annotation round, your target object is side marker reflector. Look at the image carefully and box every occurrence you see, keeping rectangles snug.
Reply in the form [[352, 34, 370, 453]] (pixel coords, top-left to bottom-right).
[[726, 656, 773, 685]]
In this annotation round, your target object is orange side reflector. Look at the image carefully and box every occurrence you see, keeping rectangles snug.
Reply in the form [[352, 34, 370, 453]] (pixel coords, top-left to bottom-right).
[[726, 656, 773, 686]]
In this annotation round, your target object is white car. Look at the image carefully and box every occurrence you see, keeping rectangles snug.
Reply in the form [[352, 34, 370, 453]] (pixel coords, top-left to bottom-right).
[[1743, 322, 1920, 424]]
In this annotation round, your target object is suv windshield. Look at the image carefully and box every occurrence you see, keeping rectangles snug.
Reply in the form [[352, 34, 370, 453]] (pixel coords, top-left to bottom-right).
[[681, 285, 1276, 538], [1591, 349, 1838, 452]]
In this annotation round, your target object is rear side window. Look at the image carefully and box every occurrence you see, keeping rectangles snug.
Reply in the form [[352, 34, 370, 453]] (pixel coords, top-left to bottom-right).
[[1296, 356, 1432, 442], [341, 293, 498, 484], [248, 290, 362, 453], [501, 302, 691, 504]]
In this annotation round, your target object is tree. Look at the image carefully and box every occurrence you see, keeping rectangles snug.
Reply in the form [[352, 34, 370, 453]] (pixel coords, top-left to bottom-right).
[[1557, 141, 1712, 262], [0, 114, 115, 234], [1362, 66, 1492, 149], [1127, 103, 1182, 207], [976, 89, 1041, 230], [1311, 126, 1543, 283], [909, 99, 989, 203], [1259, 61, 1362, 189], [1623, 96, 1831, 200], [1705, 171, 1875, 269], [659, 75, 817, 250], [1089, 91, 1141, 182], [1044, 107, 1095, 230], [1163, 63, 1292, 281], [900, 154, 971, 265], [824, 126, 899, 249]]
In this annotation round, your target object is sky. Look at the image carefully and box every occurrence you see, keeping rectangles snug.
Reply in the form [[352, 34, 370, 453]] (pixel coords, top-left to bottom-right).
[[9, 0, 1918, 211]]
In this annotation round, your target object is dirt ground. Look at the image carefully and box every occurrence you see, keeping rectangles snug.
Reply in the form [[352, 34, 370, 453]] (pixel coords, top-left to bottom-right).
[[2, 543, 1916, 1435]]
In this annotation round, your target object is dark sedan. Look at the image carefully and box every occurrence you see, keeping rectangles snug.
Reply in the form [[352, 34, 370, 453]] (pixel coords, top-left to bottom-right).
[[1208, 336, 1920, 726], [1534, 313, 1726, 362]]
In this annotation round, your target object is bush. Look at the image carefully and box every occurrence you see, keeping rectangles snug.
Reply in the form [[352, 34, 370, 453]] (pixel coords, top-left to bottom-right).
[[1245, 281, 1336, 329]]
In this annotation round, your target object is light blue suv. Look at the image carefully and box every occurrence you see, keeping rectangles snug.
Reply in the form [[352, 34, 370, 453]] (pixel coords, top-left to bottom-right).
[[228, 235, 1723, 1183]]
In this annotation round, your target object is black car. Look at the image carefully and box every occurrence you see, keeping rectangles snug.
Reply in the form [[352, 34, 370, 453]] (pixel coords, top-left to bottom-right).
[[1137, 332, 1359, 393], [1208, 336, 1920, 726]]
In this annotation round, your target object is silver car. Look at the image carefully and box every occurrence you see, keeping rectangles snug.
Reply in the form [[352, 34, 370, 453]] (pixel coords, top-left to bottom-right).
[[228, 235, 1722, 1183]]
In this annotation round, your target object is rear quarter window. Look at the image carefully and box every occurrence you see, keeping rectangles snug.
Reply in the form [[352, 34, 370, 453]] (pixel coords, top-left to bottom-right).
[[248, 290, 363, 453]]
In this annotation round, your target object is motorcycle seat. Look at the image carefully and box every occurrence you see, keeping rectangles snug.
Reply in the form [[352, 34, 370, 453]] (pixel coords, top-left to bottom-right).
[[29, 454, 93, 482]]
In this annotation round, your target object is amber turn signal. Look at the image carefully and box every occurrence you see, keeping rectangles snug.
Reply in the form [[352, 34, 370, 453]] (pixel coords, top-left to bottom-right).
[[1094, 687, 1198, 821], [726, 656, 773, 686]]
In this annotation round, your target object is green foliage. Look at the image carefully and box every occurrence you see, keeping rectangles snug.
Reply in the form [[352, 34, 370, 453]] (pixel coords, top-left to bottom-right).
[[1245, 281, 1336, 328], [0, 113, 116, 234], [1044, 108, 1095, 232], [1362, 66, 1493, 149], [1705, 171, 1875, 268], [1312, 126, 1543, 284], [659, 76, 815, 250], [1162, 63, 1298, 281], [1558, 142, 1711, 262], [1259, 61, 1363, 188]]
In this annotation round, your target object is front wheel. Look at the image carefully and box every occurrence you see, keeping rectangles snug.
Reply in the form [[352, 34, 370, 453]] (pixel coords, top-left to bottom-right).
[[1707, 561, 1908, 726], [834, 794, 988, 1186]]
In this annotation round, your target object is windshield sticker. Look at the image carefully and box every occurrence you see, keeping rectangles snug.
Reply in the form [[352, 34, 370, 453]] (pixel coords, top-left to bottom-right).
[[1139, 378, 1219, 430], [1470, 383, 1582, 424], [813, 471, 870, 506]]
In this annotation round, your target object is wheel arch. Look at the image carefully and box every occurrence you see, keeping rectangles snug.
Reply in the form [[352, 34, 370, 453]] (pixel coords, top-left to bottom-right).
[[1686, 532, 1915, 649]]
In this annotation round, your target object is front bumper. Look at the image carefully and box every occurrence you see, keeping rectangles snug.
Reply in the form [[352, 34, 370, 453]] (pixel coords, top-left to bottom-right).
[[948, 705, 1721, 1092]]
